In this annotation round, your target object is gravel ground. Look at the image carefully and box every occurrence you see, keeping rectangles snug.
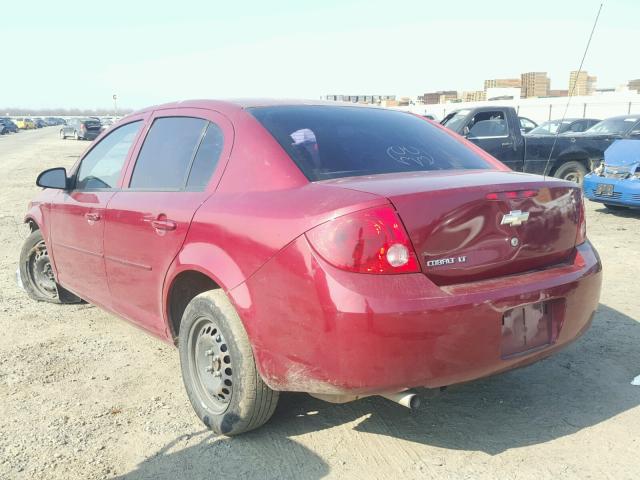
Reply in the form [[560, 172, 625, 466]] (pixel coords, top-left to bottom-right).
[[1, 128, 639, 480]]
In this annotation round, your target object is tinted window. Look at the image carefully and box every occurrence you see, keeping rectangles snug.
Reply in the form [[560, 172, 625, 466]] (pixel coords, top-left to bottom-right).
[[469, 119, 508, 137], [76, 121, 142, 190], [567, 120, 586, 132], [186, 122, 224, 189], [587, 117, 639, 135], [130, 117, 206, 190], [250, 106, 491, 181]]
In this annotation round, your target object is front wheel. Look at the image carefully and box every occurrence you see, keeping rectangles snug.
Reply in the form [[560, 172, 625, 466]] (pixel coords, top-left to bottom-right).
[[59, 129, 66, 139], [179, 290, 279, 435], [553, 161, 588, 184], [19, 230, 82, 303]]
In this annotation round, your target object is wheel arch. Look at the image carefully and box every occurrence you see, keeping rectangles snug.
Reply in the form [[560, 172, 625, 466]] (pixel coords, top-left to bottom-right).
[[163, 242, 249, 344], [24, 215, 40, 232], [549, 150, 591, 176]]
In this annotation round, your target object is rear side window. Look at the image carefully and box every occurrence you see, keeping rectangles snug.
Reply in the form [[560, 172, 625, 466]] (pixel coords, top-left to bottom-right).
[[186, 122, 224, 190], [250, 106, 491, 181], [130, 117, 207, 190]]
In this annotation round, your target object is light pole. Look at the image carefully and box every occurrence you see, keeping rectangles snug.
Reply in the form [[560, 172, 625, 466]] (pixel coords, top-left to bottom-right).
[[113, 94, 118, 118]]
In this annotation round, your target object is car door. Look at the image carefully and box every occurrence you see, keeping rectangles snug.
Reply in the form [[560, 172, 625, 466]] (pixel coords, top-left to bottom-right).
[[103, 108, 232, 336], [466, 109, 523, 170], [49, 119, 145, 307]]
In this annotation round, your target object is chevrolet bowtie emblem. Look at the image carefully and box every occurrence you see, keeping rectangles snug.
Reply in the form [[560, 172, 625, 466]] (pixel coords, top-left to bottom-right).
[[501, 210, 529, 227]]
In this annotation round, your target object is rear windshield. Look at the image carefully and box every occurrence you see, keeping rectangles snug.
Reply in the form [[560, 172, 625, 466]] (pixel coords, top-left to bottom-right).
[[249, 106, 491, 181]]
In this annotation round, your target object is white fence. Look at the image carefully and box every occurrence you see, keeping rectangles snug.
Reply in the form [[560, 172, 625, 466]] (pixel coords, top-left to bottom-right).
[[400, 93, 640, 124]]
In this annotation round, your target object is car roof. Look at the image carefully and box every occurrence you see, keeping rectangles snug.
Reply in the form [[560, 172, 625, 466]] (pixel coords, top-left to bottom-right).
[[603, 114, 640, 121], [128, 98, 376, 117]]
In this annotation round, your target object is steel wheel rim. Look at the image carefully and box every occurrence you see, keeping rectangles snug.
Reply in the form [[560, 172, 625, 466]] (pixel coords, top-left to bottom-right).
[[188, 316, 234, 415], [27, 240, 57, 299]]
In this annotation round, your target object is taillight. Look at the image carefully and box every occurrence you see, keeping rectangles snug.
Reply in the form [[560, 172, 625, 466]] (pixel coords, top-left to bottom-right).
[[485, 190, 538, 200], [305, 206, 420, 274], [80, 123, 86, 131], [576, 191, 587, 245]]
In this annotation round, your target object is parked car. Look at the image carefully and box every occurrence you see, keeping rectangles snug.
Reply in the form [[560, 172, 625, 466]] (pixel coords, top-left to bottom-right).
[[44, 117, 62, 126], [0, 117, 19, 133], [34, 118, 47, 128], [583, 139, 640, 210], [0, 124, 5, 135], [100, 118, 114, 132], [528, 118, 601, 136], [441, 107, 640, 183], [518, 116, 537, 134], [60, 118, 102, 140], [14, 118, 36, 129], [19, 99, 602, 435]]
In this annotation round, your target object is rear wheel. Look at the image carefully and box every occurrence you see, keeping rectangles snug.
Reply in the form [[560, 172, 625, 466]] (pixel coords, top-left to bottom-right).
[[553, 161, 588, 184], [19, 230, 82, 303], [59, 129, 66, 139], [179, 290, 279, 435]]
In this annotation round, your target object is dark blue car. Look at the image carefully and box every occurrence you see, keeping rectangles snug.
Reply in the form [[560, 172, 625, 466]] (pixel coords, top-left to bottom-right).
[[583, 139, 640, 210]]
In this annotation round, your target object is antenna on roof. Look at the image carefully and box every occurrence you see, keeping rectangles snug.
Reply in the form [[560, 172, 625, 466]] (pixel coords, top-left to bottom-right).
[[543, 2, 603, 181]]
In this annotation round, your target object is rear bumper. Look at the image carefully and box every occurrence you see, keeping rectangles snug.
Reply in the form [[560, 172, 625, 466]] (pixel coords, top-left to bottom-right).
[[233, 237, 602, 395], [81, 131, 100, 140], [583, 173, 640, 208]]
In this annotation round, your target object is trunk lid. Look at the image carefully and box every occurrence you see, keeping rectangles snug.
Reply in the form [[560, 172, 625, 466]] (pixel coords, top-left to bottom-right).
[[322, 170, 582, 285]]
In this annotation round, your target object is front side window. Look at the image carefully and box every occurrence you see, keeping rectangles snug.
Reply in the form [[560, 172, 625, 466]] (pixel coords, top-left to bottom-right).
[[467, 111, 507, 138], [129, 117, 208, 190], [75, 120, 142, 190], [250, 106, 491, 181]]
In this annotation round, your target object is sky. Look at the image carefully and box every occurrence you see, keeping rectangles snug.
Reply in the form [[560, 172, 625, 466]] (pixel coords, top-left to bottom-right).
[[1, 0, 637, 110]]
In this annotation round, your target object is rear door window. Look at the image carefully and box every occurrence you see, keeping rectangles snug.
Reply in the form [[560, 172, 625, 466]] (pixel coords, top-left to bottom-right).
[[186, 122, 224, 190], [250, 106, 491, 181], [129, 117, 207, 190]]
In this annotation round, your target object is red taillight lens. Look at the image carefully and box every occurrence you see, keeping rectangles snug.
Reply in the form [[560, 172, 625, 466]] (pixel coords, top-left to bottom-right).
[[576, 192, 587, 245], [485, 189, 538, 200], [305, 206, 420, 274], [80, 123, 86, 131]]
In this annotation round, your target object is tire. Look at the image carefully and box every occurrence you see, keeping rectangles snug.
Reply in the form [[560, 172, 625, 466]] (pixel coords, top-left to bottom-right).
[[553, 161, 588, 184], [179, 290, 279, 435], [604, 203, 627, 211], [59, 129, 66, 139], [19, 230, 82, 304]]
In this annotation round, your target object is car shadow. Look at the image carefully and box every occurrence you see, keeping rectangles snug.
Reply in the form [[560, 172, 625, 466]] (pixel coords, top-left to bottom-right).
[[117, 303, 639, 477], [113, 429, 330, 480], [594, 205, 640, 217]]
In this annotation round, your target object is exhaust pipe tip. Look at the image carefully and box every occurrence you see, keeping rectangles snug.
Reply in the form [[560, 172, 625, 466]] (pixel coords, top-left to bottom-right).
[[381, 391, 421, 410]]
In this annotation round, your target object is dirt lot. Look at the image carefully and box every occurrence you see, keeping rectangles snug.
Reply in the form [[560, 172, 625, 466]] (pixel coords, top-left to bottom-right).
[[0, 127, 639, 480]]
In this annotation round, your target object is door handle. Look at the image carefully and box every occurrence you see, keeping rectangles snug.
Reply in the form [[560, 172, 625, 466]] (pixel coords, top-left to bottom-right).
[[151, 219, 177, 232], [501, 141, 513, 147], [85, 212, 101, 223]]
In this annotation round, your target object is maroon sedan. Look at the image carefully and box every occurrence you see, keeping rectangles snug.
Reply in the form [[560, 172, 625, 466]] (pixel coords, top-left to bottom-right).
[[19, 100, 602, 435]]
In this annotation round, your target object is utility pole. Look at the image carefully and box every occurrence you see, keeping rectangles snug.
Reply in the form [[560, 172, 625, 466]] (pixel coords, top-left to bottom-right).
[[113, 94, 118, 118]]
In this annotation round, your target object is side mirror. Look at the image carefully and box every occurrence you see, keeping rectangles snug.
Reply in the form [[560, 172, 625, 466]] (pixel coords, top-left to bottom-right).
[[462, 126, 470, 137], [36, 167, 68, 190]]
